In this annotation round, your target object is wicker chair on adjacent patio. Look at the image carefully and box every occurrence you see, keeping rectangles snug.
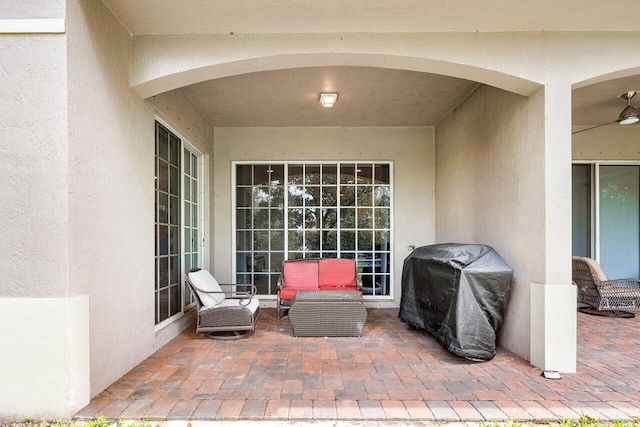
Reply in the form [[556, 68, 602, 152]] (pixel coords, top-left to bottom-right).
[[572, 256, 640, 318], [185, 268, 259, 340]]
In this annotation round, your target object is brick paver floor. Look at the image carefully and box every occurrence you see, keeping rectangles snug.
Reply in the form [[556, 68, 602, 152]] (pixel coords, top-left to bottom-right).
[[76, 309, 640, 422]]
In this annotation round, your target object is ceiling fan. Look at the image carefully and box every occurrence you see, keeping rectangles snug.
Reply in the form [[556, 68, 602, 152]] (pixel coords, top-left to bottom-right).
[[572, 91, 640, 135]]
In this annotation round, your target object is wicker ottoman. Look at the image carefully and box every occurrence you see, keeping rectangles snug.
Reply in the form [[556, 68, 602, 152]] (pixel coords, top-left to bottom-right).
[[288, 290, 367, 337]]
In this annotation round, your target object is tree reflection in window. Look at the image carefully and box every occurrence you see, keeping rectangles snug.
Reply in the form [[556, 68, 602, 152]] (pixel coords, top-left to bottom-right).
[[236, 162, 391, 296]]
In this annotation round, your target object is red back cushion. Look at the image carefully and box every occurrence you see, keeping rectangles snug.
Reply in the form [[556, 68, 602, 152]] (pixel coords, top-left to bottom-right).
[[318, 258, 356, 288], [283, 261, 319, 289]]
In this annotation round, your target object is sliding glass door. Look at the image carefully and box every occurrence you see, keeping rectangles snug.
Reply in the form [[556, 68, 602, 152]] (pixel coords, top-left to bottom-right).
[[599, 166, 640, 279], [155, 121, 204, 327], [572, 163, 640, 280]]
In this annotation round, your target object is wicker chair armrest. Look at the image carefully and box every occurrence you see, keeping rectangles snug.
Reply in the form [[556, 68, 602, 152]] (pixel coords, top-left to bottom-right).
[[227, 294, 254, 307], [195, 288, 255, 308], [598, 279, 640, 289], [188, 286, 226, 295], [189, 282, 257, 301], [219, 284, 257, 306], [277, 275, 284, 290], [218, 283, 257, 296]]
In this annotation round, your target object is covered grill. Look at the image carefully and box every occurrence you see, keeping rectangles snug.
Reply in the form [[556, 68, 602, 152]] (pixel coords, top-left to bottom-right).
[[399, 244, 513, 361]]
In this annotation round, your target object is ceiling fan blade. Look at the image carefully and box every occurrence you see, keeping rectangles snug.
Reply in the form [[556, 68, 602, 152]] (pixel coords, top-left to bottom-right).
[[572, 120, 619, 135]]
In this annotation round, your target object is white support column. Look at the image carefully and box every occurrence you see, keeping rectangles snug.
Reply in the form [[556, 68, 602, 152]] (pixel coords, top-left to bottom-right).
[[530, 82, 577, 373], [0, 296, 90, 421]]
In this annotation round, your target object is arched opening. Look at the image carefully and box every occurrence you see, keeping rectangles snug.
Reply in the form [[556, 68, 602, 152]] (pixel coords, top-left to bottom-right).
[[142, 56, 548, 364], [571, 70, 640, 377], [572, 71, 640, 267], [132, 52, 541, 99]]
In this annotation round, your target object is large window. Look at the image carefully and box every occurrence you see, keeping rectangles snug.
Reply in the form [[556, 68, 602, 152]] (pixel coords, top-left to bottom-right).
[[235, 162, 392, 298], [155, 121, 204, 326], [572, 162, 640, 279]]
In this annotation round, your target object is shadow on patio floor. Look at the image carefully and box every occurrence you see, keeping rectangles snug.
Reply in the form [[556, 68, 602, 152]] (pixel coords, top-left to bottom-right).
[[76, 309, 640, 422]]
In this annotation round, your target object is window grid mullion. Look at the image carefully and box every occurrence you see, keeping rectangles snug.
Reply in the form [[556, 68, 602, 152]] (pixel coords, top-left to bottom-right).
[[284, 165, 289, 262], [302, 164, 306, 257], [319, 164, 323, 256], [268, 165, 272, 294]]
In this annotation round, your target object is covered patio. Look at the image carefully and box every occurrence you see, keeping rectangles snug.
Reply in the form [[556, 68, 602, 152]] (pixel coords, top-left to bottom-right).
[[76, 310, 640, 422], [6, 0, 640, 422]]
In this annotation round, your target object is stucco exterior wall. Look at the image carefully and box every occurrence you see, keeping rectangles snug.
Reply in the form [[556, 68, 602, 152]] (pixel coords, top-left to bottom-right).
[[67, 0, 214, 398], [67, 0, 155, 397], [573, 126, 640, 160], [150, 89, 214, 154], [0, 36, 68, 298], [435, 85, 546, 360], [213, 127, 434, 307], [0, 1, 83, 420]]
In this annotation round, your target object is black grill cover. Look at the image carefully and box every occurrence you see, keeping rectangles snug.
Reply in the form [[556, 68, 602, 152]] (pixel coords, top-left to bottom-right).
[[399, 244, 513, 361]]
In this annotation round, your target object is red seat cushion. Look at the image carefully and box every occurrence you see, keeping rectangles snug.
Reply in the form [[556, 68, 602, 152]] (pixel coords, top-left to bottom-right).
[[282, 260, 319, 290], [318, 258, 356, 288]]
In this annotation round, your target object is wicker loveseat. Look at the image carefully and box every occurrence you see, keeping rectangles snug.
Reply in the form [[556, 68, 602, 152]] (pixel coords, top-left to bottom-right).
[[572, 256, 640, 317], [276, 258, 360, 318]]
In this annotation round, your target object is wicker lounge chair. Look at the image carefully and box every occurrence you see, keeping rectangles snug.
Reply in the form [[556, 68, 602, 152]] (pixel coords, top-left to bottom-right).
[[572, 256, 640, 318], [185, 268, 259, 340]]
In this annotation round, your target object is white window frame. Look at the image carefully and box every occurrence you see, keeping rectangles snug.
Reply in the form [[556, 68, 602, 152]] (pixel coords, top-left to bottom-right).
[[232, 160, 394, 301], [155, 117, 208, 331]]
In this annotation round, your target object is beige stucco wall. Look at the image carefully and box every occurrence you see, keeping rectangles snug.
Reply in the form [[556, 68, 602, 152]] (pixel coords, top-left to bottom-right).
[[0, 0, 82, 421], [573, 125, 640, 160], [435, 85, 546, 360], [0, 36, 68, 298], [67, 0, 154, 397], [1, 1, 216, 418], [67, 0, 214, 399], [213, 127, 434, 306]]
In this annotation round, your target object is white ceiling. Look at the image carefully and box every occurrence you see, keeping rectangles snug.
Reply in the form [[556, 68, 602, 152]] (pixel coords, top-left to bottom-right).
[[102, 0, 640, 35], [573, 75, 640, 126], [180, 66, 480, 127], [181, 67, 640, 128]]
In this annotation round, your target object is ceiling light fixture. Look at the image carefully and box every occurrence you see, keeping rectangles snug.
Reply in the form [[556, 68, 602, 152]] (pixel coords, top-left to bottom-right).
[[320, 93, 338, 108], [618, 91, 640, 125]]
